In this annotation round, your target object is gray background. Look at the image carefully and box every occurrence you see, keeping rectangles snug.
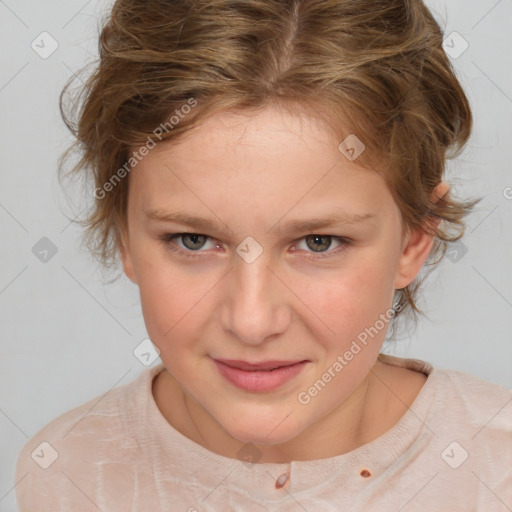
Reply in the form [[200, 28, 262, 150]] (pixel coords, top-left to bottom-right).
[[1, 0, 511, 509]]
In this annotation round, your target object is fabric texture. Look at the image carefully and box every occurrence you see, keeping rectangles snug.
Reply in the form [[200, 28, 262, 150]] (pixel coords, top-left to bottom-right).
[[15, 355, 512, 511]]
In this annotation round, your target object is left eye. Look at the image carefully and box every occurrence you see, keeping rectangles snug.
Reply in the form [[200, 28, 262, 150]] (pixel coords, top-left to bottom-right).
[[296, 234, 344, 254]]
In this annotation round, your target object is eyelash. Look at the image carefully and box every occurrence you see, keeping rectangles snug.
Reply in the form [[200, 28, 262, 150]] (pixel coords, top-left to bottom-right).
[[158, 233, 352, 260]]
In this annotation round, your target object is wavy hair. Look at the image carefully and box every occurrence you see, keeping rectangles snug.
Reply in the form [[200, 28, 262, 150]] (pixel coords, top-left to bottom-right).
[[59, 0, 481, 337]]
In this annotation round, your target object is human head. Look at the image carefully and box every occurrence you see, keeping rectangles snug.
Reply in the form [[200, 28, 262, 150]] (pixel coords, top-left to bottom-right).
[[115, 103, 445, 448], [60, 0, 480, 337]]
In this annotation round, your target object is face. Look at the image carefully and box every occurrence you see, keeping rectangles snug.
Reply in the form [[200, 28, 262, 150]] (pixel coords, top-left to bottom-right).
[[121, 104, 436, 447]]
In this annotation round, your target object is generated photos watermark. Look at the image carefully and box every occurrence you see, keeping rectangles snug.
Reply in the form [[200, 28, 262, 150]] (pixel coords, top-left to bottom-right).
[[94, 97, 197, 200], [297, 303, 404, 405]]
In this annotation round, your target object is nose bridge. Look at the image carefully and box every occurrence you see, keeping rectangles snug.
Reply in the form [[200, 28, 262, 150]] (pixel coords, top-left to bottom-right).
[[235, 254, 272, 305], [221, 250, 288, 345]]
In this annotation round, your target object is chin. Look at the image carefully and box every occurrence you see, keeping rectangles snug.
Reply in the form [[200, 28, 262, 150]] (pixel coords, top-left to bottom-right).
[[221, 414, 302, 447]]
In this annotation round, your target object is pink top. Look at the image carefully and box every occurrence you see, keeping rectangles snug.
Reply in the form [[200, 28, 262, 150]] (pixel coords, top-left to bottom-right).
[[15, 355, 512, 511]]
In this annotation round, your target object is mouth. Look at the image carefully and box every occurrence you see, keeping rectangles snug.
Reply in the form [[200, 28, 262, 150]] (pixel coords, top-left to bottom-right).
[[213, 359, 308, 371], [212, 358, 309, 392]]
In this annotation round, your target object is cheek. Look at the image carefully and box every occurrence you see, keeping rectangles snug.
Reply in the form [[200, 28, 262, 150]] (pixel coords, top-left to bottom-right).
[[138, 279, 175, 333], [134, 249, 222, 351], [132, 248, 193, 342], [303, 254, 397, 338], [140, 279, 199, 332]]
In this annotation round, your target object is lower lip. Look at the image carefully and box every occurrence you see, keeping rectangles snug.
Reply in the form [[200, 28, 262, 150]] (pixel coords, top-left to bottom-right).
[[213, 360, 308, 392]]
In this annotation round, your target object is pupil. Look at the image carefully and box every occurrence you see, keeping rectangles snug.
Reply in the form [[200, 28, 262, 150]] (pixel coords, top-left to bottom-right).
[[307, 235, 331, 252], [184, 234, 206, 250]]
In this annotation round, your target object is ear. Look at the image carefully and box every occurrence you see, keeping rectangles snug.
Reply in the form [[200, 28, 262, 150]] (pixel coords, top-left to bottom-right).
[[394, 181, 449, 290], [119, 226, 138, 285]]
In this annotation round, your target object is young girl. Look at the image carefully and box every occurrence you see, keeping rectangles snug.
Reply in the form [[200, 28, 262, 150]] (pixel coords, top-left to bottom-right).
[[15, 0, 511, 510]]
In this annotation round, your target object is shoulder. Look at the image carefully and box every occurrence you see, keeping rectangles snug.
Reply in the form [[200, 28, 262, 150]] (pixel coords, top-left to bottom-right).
[[14, 367, 154, 511], [380, 355, 512, 463], [431, 368, 512, 461], [379, 354, 512, 432], [432, 368, 512, 431], [378, 358, 512, 505], [426, 368, 512, 497]]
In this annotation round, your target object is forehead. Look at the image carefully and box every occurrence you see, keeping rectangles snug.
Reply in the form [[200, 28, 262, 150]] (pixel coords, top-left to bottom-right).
[[128, 105, 397, 225]]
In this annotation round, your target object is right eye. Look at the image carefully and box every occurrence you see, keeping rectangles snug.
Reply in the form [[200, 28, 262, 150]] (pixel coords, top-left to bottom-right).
[[159, 232, 221, 257]]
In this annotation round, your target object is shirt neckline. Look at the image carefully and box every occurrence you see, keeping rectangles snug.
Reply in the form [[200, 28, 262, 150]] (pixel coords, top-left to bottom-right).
[[121, 354, 437, 502]]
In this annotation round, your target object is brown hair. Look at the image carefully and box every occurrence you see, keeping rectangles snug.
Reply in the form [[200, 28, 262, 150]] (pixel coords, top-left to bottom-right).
[[59, 0, 481, 337]]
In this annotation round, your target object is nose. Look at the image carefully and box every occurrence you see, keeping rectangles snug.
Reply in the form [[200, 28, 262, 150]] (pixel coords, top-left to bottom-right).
[[219, 251, 291, 346]]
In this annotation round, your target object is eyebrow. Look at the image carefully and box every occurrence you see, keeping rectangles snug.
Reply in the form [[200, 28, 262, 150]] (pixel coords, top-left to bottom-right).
[[144, 209, 376, 235]]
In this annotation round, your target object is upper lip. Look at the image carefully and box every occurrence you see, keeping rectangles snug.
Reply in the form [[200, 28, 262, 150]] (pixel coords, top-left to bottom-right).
[[214, 359, 307, 371]]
